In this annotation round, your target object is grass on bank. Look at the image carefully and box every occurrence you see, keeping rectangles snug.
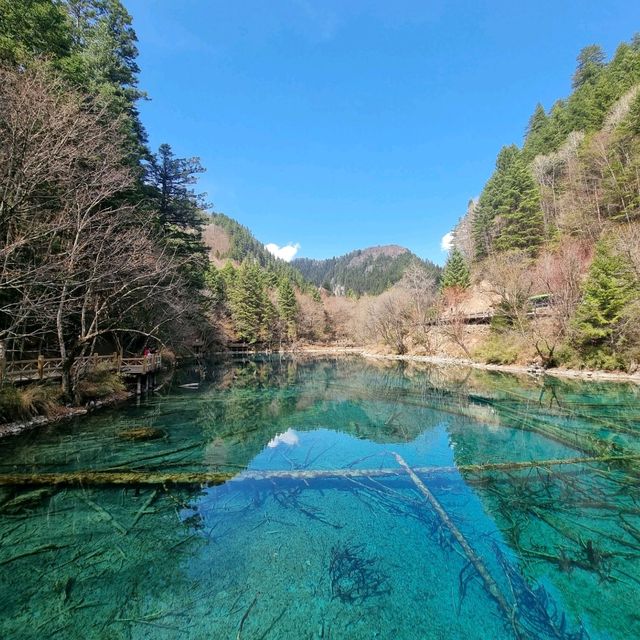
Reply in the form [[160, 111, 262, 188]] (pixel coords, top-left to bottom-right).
[[74, 366, 125, 403], [0, 384, 62, 423], [0, 366, 126, 424]]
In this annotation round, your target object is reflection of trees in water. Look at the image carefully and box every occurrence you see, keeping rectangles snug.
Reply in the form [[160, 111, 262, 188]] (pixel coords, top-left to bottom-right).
[[464, 462, 640, 637], [197, 357, 458, 460]]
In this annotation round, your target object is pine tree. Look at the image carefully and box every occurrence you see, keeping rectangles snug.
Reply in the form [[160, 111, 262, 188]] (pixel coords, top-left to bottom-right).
[[277, 278, 298, 341], [146, 143, 208, 286], [220, 260, 237, 288], [61, 0, 148, 159], [0, 0, 71, 64], [229, 262, 265, 344], [473, 145, 544, 258], [573, 240, 638, 366], [260, 294, 278, 345], [440, 248, 470, 290], [474, 147, 520, 260], [572, 44, 605, 90], [523, 103, 557, 159], [148, 143, 207, 229], [204, 266, 225, 307], [494, 154, 544, 254]]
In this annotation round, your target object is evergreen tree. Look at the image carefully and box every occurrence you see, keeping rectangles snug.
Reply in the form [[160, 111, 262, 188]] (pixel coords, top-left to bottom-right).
[[0, 0, 71, 64], [473, 145, 544, 258], [204, 266, 226, 307], [524, 104, 549, 154], [64, 0, 141, 99], [261, 294, 278, 345], [60, 0, 148, 160], [494, 154, 544, 254], [440, 248, 470, 290], [229, 262, 266, 344], [473, 145, 519, 258], [277, 278, 298, 341], [220, 260, 237, 289], [146, 143, 208, 286], [573, 240, 638, 366], [147, 143, 207, 229], [572, 44, 606, 90], [523, 103, 560, 159]]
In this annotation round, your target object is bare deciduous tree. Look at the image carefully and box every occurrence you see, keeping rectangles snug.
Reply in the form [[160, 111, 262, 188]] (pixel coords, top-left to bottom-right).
[[0, 63, 195, 394], [437, 288, 473, 358], [400, 264, 438, 352], [366, 289, 413, 355]]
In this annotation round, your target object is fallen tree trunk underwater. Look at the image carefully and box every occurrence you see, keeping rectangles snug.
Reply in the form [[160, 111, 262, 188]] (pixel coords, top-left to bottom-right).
[[392, 452, 523, 639], [0, 453, 638, 487]]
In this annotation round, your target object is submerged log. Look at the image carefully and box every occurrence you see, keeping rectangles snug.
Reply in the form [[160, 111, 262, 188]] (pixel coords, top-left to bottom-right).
[[117, 427, 167, 441], [392, 452, 522, 639], [0, 453, 637, 487]]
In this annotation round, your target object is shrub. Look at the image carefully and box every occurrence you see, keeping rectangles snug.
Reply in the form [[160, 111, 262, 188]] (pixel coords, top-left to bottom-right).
[[0, 386, 24, 422], [75, 365, 125, 402], [0, 384, 61, 423], [20, 385, 61, 416], [159, 347, 176, 368], [475, 334, 521, 365]]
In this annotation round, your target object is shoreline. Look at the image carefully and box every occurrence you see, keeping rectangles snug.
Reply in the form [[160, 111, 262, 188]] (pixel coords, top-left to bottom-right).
[[0, 389, 135, 440], [296, 345, 640, 383], [2, 346, 638, 440]]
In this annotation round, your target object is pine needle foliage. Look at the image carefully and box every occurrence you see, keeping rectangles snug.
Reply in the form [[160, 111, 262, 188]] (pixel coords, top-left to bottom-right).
[[572, 240, 638, 367], [441, 248, 471, 290]]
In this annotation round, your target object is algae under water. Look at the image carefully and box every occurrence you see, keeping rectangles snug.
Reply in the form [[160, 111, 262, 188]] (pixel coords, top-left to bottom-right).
[[1, 355, 640, 639]]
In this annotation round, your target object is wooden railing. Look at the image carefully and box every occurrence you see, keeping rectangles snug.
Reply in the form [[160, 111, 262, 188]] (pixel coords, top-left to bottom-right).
[[119, 354, 162, 375], [0, 353, 162, 383], [426, 307, 552, 326]]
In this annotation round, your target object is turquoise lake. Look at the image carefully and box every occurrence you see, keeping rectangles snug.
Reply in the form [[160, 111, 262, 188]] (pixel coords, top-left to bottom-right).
[[1, 355, 640, 639]]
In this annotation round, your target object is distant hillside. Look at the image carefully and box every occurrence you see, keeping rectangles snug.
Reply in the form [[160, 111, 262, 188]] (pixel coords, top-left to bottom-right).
[[292, 245, 441, 296], [203, 213, 314, 291]]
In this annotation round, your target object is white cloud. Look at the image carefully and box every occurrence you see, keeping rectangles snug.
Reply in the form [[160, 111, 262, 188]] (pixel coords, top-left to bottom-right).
[[440, 232, 454, 252], [267, 428, 300, 448], [265, 242, 301, 262]]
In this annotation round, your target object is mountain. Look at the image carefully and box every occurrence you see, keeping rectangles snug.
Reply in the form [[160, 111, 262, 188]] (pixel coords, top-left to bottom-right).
[[292, 245, 441, 296], [203, 213, 314, 291]]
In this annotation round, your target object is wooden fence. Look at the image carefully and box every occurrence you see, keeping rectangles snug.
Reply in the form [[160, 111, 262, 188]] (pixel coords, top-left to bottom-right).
[[0, 353, 162, 384]]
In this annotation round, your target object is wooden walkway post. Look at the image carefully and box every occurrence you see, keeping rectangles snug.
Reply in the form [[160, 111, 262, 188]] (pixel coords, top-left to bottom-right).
[[37, 355, 45, 380]]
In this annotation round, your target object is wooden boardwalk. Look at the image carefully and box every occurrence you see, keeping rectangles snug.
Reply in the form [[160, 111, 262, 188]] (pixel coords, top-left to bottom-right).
[[0, 353, 162, 383], [427, 307, 552, 326]]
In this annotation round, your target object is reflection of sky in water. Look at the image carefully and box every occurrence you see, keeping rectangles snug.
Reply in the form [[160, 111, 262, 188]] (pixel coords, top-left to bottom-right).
[[249, 426, 458, 472], [267, 428, 300, 448]]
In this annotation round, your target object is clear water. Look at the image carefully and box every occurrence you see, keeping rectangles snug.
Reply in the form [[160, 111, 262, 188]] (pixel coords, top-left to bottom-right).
[[1, 356, 639, 639]]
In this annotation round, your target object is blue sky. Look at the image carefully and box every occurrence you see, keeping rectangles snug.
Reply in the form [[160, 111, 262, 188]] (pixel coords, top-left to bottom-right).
[[125, 0, 640, 264]]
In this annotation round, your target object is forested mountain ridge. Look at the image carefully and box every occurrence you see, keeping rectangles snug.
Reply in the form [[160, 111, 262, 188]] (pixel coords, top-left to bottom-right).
[[292, 245, 441, 296], [202, 213, 326, 347], [203, 213, 314, 292]]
